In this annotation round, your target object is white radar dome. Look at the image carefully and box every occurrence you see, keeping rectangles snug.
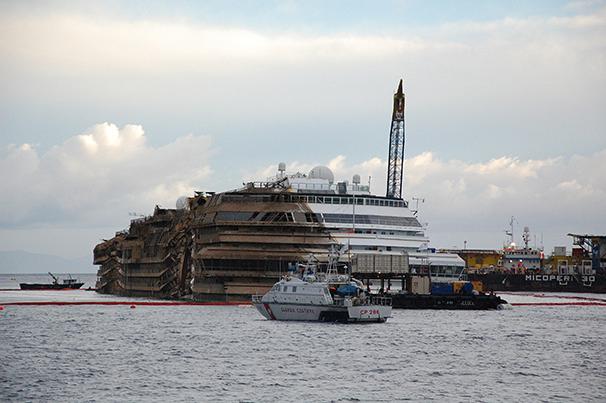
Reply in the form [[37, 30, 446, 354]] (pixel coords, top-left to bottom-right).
[[176, 196, 190, 210], [308, 165, 334, 183]]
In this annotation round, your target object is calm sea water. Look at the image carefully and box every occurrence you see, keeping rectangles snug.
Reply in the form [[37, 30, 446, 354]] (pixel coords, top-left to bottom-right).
[[1, 274, 605, 402]]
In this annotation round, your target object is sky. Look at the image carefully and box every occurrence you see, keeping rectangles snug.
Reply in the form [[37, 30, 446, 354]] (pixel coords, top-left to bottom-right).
[[0, 0, 605, 262]]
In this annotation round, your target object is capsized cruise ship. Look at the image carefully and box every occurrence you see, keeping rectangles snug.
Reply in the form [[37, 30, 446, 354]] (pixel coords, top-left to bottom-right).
[[93, 79, 464, 301]]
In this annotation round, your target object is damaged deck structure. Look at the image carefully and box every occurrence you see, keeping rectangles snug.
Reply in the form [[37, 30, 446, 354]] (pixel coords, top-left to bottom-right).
[[191, 187, 337, 301], [94, 185, 337, 301], [94, 206, 193, 298]]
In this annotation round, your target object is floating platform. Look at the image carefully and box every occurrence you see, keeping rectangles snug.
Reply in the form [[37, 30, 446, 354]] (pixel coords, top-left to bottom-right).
[[390, 293, 508, 310]]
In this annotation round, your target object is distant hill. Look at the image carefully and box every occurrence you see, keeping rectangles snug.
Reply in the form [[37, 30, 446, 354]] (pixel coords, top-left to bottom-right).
[[0, 250, 96, 274]]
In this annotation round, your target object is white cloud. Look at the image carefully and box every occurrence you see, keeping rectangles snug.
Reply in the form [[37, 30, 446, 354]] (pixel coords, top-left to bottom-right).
[[1, 7, 604, 76], [564, 0, 606, 13], [0, 123, 213, 227], [2, 126, 604, 254], [0, 15, 457, 74], [1, 7, 604, 168], [252, 149, 606, 250], [0, 6, 604, 257]]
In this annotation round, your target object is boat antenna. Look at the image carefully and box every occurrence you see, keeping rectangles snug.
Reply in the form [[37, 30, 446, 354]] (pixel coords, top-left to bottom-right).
[[327, 245, 345, 279], [352, 194, 357, 233], [505, 216, 517, 246], [411, 197, 425, 216], [540, 232, 544, 251], [347, 239, 351, 274]]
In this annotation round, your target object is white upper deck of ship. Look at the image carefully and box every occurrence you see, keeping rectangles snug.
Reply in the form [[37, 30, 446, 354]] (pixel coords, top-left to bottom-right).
[[260, 163, 464, 270]]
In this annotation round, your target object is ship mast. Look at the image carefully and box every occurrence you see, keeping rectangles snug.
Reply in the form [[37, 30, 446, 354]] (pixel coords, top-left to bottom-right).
[[386, 79, 406, 199], [510, 216, 515, 245], [523, 226, 530, 250], [505, 216, 516, 246]]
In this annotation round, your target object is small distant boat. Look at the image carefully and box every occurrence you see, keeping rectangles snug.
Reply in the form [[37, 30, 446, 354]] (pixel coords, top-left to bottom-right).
[[19, 272, 84, 290]]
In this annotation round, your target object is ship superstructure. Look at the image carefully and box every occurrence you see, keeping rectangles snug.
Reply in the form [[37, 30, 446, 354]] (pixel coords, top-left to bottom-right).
[[466, 232, 606, 293], [502, 225, 543, 272], [190, 187, 337, 301], [266, 163, 463, 275]]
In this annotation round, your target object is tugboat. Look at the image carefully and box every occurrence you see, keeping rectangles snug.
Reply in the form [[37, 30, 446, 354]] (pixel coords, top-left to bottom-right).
[[20, 272, 84, 290], [252, 255, 392, 323]]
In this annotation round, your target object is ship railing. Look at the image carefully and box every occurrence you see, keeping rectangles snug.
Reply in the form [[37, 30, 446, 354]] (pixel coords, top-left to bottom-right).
[[332, 296, 392, 307], [371, 296, 392, 306]]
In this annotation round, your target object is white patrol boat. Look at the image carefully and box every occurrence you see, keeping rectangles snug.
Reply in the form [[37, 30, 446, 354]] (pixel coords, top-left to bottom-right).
[[252, 260, 391, 323]]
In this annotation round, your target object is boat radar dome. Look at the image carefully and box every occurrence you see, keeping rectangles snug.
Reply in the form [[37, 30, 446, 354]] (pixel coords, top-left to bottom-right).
[[353, 174, 361, 184], [175, 196, 189, 210], [278, 162, 286, 174], [309, 165, 334, 183]]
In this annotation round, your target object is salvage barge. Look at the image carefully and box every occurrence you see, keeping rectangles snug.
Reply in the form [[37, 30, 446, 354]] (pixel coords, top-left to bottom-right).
[[20, 272, 84, 290], [390, 293, 506, 310], [453, 232, 606, 293]]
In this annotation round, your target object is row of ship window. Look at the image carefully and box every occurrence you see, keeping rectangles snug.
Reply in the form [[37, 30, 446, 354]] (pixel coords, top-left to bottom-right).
[[221, 194, 407, 208], [212, 211, 422, 227], [322, 214, 421, 227], [272, 284, 303, 293], [204, 259, 295, 271], [307, 196, 406, 207], [276, 285, 328, 295], [510, 251, 541, 255]]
